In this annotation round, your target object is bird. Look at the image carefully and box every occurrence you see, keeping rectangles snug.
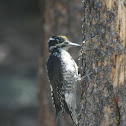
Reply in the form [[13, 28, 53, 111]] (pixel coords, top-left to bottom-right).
[[46, 35, 81, 126]]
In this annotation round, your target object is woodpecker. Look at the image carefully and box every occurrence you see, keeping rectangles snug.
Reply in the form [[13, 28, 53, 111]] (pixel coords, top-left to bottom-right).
[[46, 35, 80, 126]]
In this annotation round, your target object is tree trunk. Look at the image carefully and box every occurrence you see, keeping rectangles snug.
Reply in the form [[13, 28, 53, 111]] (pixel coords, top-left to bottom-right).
[[38, 0, 82, 126], [79, 0, 126, 126]]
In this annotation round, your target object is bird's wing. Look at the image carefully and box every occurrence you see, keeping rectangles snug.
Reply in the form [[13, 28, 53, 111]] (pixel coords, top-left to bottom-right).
[[47, 54, 63, 90], [47, 54, 63, 116]]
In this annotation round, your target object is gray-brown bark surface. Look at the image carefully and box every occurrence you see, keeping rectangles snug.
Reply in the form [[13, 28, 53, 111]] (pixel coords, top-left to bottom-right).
[[79, 0, 126, 126]]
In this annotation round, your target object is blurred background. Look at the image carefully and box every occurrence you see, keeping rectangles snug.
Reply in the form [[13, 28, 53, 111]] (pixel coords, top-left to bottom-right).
[[0, 0, 83, 126], [0, 0, 41, 126]]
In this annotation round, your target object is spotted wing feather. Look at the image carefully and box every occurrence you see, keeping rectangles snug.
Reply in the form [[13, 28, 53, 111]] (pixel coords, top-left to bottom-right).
[[47, 53, 64, 117]]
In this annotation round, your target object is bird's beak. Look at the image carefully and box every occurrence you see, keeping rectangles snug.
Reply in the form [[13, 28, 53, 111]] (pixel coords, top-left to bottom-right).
[[67, 41, 81, 47]]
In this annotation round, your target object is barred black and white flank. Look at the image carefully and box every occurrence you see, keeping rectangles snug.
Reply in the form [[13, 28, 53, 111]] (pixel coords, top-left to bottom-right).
[[46, 36, 80, 126]]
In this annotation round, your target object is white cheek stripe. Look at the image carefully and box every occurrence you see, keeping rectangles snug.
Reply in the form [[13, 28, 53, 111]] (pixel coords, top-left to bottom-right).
[[49, 37, 55, 41]]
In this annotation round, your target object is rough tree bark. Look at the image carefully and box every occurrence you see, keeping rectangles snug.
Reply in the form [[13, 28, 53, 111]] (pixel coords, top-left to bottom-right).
[[79, 0, 126, 126], [38, 0, 82, 126]]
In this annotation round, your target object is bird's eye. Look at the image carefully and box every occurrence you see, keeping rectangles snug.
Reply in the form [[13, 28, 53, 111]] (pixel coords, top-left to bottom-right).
[[65, 42, 69, 44]]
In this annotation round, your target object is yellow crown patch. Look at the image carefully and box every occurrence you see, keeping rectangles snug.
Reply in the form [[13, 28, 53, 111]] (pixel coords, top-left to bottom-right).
[[58, 35, 67, 39]]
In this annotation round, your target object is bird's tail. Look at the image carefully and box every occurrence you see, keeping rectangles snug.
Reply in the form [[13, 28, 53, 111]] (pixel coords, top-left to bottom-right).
[[64, 92, 79, 126], [70, 109, 78, 126]]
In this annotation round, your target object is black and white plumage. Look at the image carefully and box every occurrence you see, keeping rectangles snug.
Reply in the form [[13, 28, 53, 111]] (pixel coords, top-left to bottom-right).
[[46, 36, 80, 126]]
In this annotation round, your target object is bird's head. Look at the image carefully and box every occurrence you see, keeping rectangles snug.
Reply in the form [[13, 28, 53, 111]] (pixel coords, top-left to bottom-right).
[[48, 36, 81, 52]]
